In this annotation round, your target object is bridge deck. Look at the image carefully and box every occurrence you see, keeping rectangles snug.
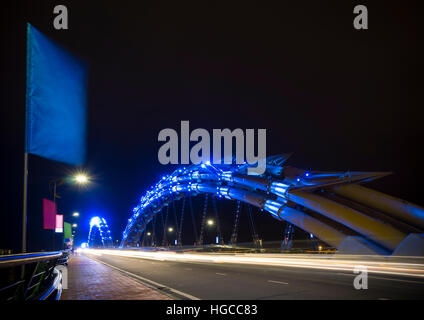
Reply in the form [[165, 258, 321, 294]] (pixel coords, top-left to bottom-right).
[[61, 253, 170, 300]]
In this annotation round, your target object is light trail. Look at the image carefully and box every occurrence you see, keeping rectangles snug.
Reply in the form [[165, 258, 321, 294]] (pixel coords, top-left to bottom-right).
[[79, 249, 424, 279]]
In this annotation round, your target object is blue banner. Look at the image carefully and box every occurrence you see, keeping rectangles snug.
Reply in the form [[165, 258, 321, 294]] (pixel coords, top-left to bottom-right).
[[25, 23, 87, 165]]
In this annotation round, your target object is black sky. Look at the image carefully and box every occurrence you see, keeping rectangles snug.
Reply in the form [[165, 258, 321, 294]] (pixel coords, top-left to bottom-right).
[[1, 1, 423, 251]]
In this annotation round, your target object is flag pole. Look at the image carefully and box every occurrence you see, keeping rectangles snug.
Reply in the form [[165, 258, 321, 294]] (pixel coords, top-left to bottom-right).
[[52, 180, 57, 251], [22, 23, 30, 254], [22, 152, 28, 253]]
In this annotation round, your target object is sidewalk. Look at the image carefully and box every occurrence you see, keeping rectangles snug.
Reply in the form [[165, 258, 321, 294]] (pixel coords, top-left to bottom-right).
[[61, 253, 171, 300]]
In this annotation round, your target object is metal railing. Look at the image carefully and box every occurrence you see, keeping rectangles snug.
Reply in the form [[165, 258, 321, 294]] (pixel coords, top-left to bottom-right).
[[0, 250, 69, 301]]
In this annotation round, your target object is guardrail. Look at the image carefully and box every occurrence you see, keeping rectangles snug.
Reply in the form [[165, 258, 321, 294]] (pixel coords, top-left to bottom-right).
[[0, 250, 69, 301]]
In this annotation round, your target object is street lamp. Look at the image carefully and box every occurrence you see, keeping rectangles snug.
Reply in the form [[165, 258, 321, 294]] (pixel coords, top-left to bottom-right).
[[48, 173, 88, 251], [72, 212, 80, 217], [49, 171, 91, 203], [147, 232, 151, 236], [207, 219, 214, 226], [168, 227, 174, 232], [74, 174, 89, 185], [72, 223, 78, 228]]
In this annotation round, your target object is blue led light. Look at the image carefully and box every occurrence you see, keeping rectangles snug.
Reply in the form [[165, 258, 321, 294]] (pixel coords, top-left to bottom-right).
[[264, 199, 287, 218], [123, 161, 300, 245], [270, 181, 290, 198], [88, 216, 112, 247]]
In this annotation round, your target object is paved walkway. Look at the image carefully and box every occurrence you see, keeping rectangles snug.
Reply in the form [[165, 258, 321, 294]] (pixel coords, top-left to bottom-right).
[[61, 253, 171, 300]]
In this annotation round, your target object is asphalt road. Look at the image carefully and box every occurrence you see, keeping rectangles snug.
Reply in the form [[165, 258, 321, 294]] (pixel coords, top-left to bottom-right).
[[84, 252, 424, 300]]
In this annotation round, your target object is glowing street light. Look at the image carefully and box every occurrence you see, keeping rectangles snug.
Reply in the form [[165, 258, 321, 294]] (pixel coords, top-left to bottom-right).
[[72, 223, 78, 228], [48, 171, 92, 205], [147, 232, 151, 236], [168, 227, 174, 232], [74, 174, 89, 185], [72, 212, 80, 217], [207, 219, 214, 226]]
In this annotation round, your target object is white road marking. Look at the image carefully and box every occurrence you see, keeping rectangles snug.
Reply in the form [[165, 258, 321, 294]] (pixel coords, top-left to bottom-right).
[[216, 273, 227, 276], [86, 254, 200, 300], [268, 280, 289, 285]]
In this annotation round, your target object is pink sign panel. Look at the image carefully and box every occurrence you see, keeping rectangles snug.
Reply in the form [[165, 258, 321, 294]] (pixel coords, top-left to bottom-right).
[[43, 198, 57, 230], [55, 214, 63, 233]]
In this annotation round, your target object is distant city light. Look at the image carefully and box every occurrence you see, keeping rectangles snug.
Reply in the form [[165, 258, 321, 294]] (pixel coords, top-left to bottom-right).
[[72, 223, 78, 228], [168, 227, 174, 232], [207, 219, 214, 226], [72, 212, 80, 217], [147, 232, 151, 236]]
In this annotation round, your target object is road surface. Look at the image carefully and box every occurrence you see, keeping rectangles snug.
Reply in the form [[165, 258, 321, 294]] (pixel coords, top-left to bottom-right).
[[80, 250, 424, 300]]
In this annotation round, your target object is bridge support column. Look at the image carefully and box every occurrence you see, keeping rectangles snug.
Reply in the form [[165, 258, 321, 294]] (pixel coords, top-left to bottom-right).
[[278, 206, 347, 248], [332, 184, 424, 230], [287, 190, 407, 252]]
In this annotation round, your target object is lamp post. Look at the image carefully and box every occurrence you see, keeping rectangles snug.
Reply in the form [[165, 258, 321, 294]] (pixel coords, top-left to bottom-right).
[[49, 173, 90, 250], [167, 227, 174, 246], [146, 232, 151, 246], [50, 173, 90, 204], [206, 219, 217, 245]]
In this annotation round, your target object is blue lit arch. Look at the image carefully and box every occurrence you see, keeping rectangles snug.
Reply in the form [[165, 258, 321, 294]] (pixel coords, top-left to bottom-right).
[[88, 216, 113, 248], [121, 154, 401, 252]]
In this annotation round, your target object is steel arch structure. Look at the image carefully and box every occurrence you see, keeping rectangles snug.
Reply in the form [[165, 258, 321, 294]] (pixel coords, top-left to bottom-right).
[[88, 216, 113, 248], [121, 154, 424, 255]]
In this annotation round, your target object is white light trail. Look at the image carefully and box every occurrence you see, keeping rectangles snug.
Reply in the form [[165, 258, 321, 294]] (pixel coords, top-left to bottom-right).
[[79, 249, 424, 279]]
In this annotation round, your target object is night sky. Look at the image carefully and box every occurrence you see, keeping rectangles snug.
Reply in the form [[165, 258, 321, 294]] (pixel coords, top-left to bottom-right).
[[1, 1, 423, 252]]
